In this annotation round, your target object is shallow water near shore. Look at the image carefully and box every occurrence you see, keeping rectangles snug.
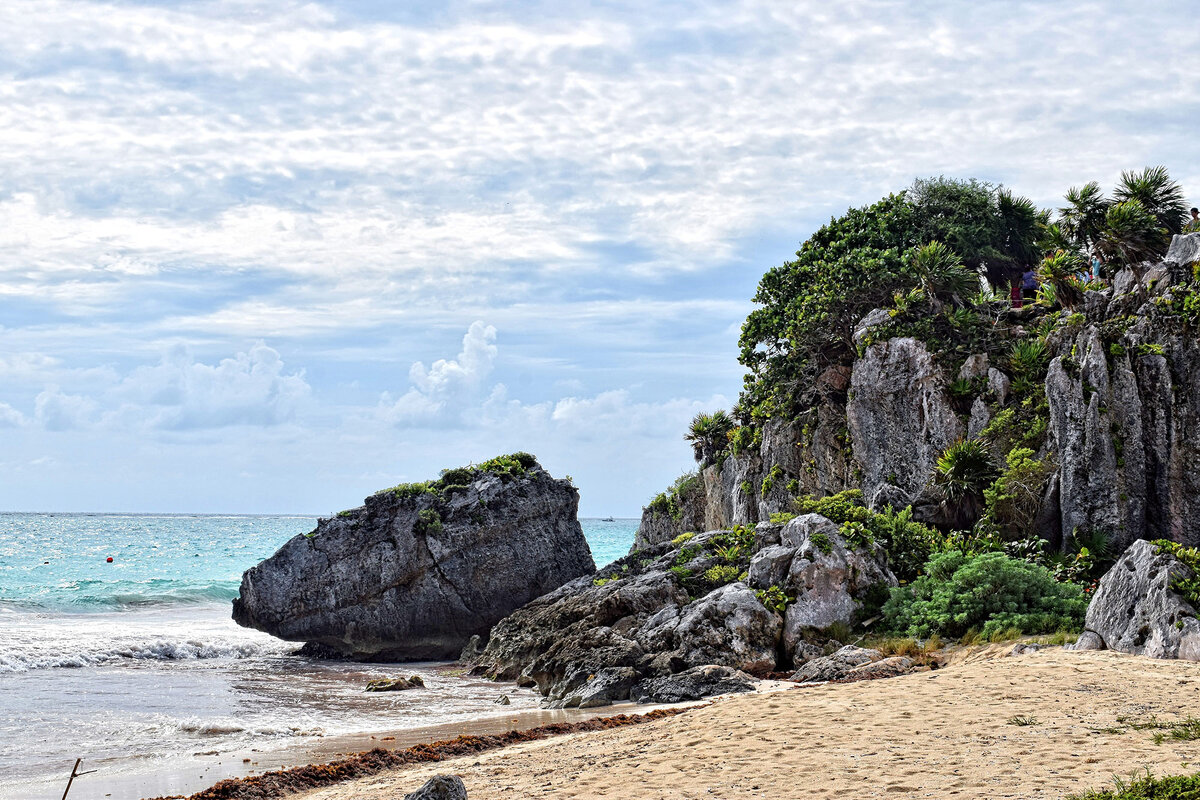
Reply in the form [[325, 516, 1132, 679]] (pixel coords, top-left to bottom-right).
[[0, 513, 636, 800]]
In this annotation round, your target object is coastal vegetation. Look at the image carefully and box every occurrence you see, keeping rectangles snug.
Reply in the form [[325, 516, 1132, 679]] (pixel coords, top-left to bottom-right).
[[640, 165, 1199, 642]]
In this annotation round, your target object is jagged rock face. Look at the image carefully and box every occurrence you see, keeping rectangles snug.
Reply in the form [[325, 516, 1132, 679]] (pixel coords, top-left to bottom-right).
[[748, 514, 896, 662], [472, 514, 893, 707], [789, 645, 883, 682], [633, 479, 708, 551], [848, 337, 964, 511], [1076, 540, 1200, 660], [468, 530, 785, 707], [1046, 269, 1200, 549], [232, 462, 594, 660]]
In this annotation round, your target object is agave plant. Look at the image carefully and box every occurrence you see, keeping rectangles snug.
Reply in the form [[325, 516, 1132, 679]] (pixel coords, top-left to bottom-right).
[[1097, 199, 1171, 267], [1036, 250, 1087, 309], [908, 241, 978, 306], [1114, 166, 1188, 235], [1007, 338, 1049, 377], [684, 410, 734, 465]]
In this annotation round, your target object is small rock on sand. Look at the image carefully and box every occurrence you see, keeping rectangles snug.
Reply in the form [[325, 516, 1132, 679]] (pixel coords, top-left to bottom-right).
[[403, 774, 467, 800]]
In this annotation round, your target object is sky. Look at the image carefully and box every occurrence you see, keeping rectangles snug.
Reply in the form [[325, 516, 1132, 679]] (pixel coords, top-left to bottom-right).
[[0, 0, 1198, 515]]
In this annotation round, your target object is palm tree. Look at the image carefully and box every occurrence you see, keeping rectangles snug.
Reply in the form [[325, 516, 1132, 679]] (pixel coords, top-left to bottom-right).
[[1097, 199, 1170, 267], [1036, 250, 1086, 309], [1114, 166, 1188, 236], [1057, 181, 1109, 256], [684, 410, 734, 466], [908, 241, 977, 308], [935, 439, 998, 527]]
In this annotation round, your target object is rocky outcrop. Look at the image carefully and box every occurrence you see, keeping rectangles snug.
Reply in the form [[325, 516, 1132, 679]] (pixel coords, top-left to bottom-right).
[[635, 234, 1200, 554], [1073, 539, 1200, 660], [847, 337, 964, 513], [789, 645, 883, 682], [631, 665, 757, 703], [232, 455, 595, 660], [748, 514, 896, 663], [467, 516, 892, 707]]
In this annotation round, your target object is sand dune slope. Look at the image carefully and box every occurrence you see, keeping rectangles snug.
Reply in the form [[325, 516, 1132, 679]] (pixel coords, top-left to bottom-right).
[[299, 649, 1200, 800]]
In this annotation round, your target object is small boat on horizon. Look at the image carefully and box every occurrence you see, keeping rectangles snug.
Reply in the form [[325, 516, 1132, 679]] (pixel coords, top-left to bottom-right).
[[600, 516, 615, 522]]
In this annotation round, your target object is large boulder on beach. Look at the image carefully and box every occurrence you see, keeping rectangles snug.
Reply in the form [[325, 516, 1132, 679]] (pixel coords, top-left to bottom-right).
[[232, 454, 595, 660], [1074, 539, 1200, 660]]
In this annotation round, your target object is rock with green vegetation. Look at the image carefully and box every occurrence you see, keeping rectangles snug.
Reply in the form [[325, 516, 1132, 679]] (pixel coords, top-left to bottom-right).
[[466, 526, 788, 708], [748, 513, 895, 662], [1075, 539, 1200, 660], [634, 472, 706, 550], [232, 453, 594, 660]]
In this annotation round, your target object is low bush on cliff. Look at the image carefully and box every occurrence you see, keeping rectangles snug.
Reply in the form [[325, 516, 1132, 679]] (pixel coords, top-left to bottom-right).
[[382, 452, 542, 502], [646, 472, 703, 522], [881, 550, 1087, 639]]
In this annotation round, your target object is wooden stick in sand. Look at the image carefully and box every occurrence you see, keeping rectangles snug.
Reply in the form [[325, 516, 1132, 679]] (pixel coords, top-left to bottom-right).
[[61, 758, 97, 800]]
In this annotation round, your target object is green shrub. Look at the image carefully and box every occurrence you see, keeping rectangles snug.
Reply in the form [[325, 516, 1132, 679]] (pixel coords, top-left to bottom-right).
[[755, 585, 790, 615], [935, 439, 998, 514], [1153, 540, 1200, 611], [810, 531, 833, 555], [769, 512, 797, 524], [982, 447, 1055, 539], [414, 508, 443, 536], [702, 564, 742, 587], [645, 472, 703, 523], [670, 532, 695, 546], [1067, 769, 1200, 800], [881, 550, 1087, 639], [761, 463, 784, 495]]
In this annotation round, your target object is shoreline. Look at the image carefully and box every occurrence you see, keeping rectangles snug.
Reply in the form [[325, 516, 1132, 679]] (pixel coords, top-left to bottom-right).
[[144, 706, 691, 800], [238, 649, 1200, 800]]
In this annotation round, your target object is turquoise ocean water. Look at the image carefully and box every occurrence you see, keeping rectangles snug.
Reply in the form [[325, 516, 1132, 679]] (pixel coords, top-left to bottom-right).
[[0, 513, 637, 800]]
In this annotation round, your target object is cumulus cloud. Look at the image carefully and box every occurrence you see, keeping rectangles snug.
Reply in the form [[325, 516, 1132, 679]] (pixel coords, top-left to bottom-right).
[[0, 402, 26, 428], [34, 387, 99, 431], [381, 321, 498, 424], [113, 342, 311, 430]]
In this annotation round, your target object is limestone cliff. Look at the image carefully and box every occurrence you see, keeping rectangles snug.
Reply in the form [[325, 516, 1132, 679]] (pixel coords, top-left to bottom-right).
[[636, 233, 1200, 553]]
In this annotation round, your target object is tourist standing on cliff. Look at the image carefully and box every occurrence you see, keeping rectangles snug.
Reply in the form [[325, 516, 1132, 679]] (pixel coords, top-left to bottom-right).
[[1186, 207, 1200, 232]]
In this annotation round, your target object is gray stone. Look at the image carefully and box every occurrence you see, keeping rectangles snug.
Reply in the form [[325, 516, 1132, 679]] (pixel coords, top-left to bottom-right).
[[848, 337, 964, 509], [232, 457, 595, 660], [967, 397, 992, 440], [845, 655, 913, 680], [790, 645, 883, 682], [631, 665, 757, 704], [747, 544, 795, 590], [1081, 540, 1200, 660], [365, 675, 424, 692], [852, 307, 893, 347], [1070, 631, 1105, 651], [404, 775, 468, 800], [777, 515, 896, 659], [958, 353, 989, 381], [987, 367, 1010, 406], [1113, 268, 1139, 296], [573, 667, 641, 709], [638, 583, 781, 675], [792, 641, 825, 665], [1165, 232, 1200, 267]]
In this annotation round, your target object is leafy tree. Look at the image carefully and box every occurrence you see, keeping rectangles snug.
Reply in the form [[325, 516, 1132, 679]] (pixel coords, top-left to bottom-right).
[[1057, 181, 1109, 257], [908, 241, 977, 307], [1036, 249, 1088, 308], [935, 439, 998, 527], [739, 179, 1038, 416]]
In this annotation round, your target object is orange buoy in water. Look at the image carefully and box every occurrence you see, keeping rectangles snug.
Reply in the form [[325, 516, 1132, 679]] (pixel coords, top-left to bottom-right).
[[106, 556, 114, 563]]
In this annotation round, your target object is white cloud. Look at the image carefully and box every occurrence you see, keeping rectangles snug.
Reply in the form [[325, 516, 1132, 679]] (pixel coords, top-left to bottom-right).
[[34, 387, 98, 431], [0, 402, 26, 428], [113, 343, 311, 430], [381, 321, 498, 424]]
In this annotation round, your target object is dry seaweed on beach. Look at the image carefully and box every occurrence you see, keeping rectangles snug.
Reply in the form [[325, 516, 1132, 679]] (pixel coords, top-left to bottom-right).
[[145, 708, 688, 800]]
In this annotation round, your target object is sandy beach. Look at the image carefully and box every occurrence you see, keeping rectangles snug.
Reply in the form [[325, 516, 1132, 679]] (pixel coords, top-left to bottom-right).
[[284, 648, 1200, 800]]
